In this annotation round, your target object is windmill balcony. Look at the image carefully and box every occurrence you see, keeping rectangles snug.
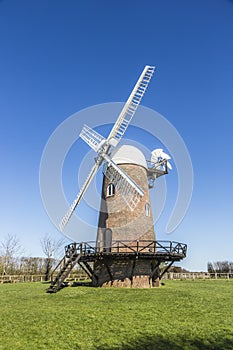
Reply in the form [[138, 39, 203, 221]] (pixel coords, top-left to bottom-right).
[[64, 240, 187, 261]]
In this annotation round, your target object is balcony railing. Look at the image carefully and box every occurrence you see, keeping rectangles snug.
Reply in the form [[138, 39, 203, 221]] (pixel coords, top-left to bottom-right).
[[64, 240, 187, 259]]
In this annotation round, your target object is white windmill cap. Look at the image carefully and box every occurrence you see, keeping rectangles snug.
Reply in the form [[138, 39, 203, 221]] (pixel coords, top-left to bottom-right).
[[112, 145, 147, 169]]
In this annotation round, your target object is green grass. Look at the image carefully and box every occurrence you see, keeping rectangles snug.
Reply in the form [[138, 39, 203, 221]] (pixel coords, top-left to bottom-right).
[[0, 280, 233, 349]]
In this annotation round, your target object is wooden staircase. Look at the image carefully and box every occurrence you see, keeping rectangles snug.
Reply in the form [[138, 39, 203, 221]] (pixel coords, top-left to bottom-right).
[[46, 252, 82, 293]]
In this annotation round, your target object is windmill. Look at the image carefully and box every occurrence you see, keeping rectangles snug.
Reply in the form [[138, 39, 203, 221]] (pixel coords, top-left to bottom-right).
[[47, 66, 187, 292]]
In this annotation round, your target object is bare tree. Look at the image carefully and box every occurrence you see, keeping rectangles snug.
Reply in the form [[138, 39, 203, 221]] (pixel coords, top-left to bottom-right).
[[19, 257, 45, 275], [40, 234, 66, 281], [207, 262, 214, 273], [0, 234, 22, 274], [208, 261, 233, 274]]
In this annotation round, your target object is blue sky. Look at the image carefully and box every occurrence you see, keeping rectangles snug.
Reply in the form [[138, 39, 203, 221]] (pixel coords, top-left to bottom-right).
[[0, 0, 233, 271]]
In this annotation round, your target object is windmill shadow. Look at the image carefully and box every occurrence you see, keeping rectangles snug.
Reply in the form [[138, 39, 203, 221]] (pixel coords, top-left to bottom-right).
[[94, 334, 233, 350]]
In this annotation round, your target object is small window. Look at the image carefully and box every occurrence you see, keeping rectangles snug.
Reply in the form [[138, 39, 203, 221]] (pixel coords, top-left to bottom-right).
[[145, 203, 150, 217], [106, 183, 115, 197]]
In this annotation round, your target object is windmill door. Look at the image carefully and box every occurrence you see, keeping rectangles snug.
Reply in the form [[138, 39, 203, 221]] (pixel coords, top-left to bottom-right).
[[103, 228, 112, 252]]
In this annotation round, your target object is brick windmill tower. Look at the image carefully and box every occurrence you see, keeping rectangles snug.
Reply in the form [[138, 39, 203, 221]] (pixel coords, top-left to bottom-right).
[[54, 65, 181, 290], [97, 144, 155, 246]]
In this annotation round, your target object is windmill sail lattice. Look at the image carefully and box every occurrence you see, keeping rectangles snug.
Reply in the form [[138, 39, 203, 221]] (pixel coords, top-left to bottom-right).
[[60, 65, 155, 231], [59, 162, 100, 231], [80, 124, 107, 152], [102, 156, 144, 210], [107, 65, 155, 146]]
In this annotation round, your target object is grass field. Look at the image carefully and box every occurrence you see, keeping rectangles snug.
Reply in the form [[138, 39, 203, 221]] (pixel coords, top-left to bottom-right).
[[0, 280, 233, 350]]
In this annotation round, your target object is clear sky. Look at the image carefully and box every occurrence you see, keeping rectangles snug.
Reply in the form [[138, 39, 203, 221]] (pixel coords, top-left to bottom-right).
[[0, 0, 233, 271]]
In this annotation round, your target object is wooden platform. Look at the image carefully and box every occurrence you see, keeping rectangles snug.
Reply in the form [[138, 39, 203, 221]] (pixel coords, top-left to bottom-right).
[[47, 240, 187, 292]]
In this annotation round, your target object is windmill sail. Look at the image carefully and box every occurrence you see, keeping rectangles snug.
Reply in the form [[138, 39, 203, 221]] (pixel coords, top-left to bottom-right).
[[80, 124, 107, 152], [102, 155, 144, 211], [59, 161, 101, 231], [107, 65, 155, 147]]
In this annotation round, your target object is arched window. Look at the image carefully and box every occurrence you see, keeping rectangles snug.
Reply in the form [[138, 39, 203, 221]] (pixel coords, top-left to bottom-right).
[[106, 183, 115, 197], [145, 203, 150, 217]]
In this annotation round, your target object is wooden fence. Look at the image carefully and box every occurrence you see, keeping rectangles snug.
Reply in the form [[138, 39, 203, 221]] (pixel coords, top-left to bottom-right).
[[163, 272, 233, 280], [0, 275, 46, 283], [0, 273, 89, 284], [1, 272, 233, 284]]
